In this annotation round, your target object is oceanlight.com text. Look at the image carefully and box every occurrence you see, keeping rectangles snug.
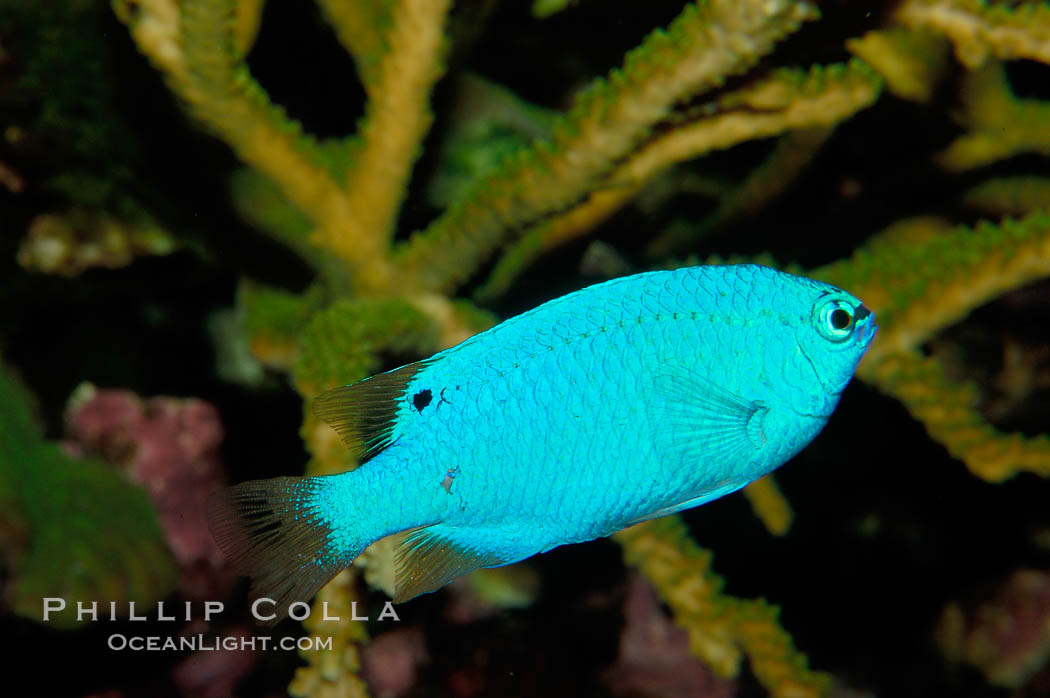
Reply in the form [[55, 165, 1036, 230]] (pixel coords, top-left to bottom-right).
[[107, 633, 333, 652]]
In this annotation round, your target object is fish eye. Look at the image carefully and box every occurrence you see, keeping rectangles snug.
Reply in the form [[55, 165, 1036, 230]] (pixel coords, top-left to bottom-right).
[[814, 297, 856, 342], [830, 308, 852, 330]]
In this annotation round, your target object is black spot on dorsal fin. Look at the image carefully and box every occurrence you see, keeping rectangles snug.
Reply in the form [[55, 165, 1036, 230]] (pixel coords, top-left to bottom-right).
[[313, 360, 430, 462]]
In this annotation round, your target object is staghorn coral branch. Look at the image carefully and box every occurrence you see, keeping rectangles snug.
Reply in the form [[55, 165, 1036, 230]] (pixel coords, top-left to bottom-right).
[[183, 0, 450, 294], [315, 0, 393, 93], [964, 175, 1050, 216], [733, 598, 828, 698], [176, 0, 392, 288], [866, 350, 1050, 482], [113, 0, 185, 82], [475, 60, 880, 301], [937, 61, 1050, 171], [233, 0, 264, 56], [289, 570, 371, 698], [132, 0, 355, 237], [812, 212, 1050, 482], [846, 26, 950, 103], [394, 0, 820, 295], [614, 517, 741, 679], [119, 0, 398, 290], [227, 168, 323, 269], [615, 516, 831, 698], [743, 476, 794, 536], [894, 0, 1050, 68], [647, 127, 833, 259], [336, 0, 452, 284]]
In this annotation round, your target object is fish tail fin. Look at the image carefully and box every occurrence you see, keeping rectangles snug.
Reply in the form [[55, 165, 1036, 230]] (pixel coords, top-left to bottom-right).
[[207, 475, 355, 624]]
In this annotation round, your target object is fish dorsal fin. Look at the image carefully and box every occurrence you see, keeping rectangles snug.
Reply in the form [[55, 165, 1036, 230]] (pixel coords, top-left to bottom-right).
[[647, 366, 769, 468], [390, 526, 505, 602], [313, 361, 429, 462]]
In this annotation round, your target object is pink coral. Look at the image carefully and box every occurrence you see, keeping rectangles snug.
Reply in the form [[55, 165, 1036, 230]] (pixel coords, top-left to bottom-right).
[[938, 568, 1050, 689], [63, 384, 233, 600], [603, 572, 736, 698], [362, 626, 428, 698], [173, 628, 257, 698]]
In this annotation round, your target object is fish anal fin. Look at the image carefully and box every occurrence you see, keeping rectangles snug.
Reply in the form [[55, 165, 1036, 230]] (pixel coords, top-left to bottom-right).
[[390, 526, 505, 603], [313, 361, 429, 462]]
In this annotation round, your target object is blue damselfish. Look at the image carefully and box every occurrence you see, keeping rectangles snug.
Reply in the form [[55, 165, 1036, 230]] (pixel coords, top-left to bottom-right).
[[209, 264, 876, 616]]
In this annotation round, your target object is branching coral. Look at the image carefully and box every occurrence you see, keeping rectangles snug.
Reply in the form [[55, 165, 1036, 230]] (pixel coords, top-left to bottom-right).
[[938, 60, 1050, 171], [846, 26, 950, 102], [742, 476, 794, 537], [105, 0, 1050, 696], [644, 127, 835, 260], [614, 516, 830, 698], [288, 570, 371, 698], [864, 349, 1050, 482], [894, 0, 1050, 68], [477, 60, 883, 300], [964, 175, 1050, 216], [395, 0, 819, 294], [813, 213, 1050, 481]]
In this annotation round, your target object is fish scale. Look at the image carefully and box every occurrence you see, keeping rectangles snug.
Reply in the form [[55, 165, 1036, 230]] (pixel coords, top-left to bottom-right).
[[208, 264, 877, 620]]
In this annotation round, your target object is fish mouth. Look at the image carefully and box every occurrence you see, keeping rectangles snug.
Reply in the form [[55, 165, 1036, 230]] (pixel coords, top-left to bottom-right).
[[859, 319, 878, 345], [854, 304, 878, 346]]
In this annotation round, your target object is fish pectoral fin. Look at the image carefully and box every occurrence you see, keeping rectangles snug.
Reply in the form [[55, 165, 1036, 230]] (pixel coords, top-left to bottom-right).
[[313, 360, 431, 462], [390, 525, 505, 603], [647, 367, 770, 466]]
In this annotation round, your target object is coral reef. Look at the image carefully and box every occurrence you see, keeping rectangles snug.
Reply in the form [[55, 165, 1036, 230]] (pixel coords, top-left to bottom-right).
[[106, 0, 1050, 695], [2, 0, 1050, 695]]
